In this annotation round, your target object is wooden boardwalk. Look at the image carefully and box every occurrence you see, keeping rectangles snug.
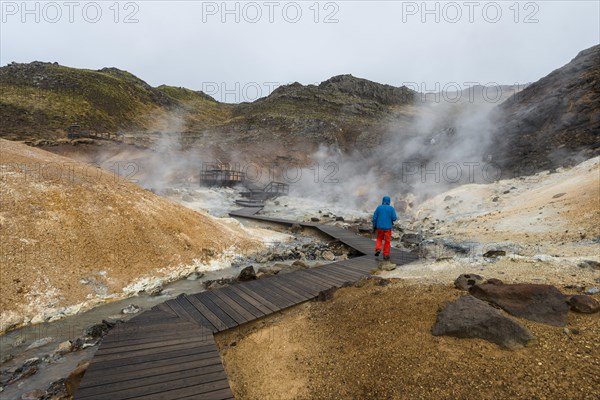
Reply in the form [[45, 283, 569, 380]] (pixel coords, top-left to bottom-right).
[[75, 208, 418, 399]]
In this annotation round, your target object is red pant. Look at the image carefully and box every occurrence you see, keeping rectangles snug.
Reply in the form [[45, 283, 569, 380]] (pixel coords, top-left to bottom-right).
[[375, 229, 392, 257]]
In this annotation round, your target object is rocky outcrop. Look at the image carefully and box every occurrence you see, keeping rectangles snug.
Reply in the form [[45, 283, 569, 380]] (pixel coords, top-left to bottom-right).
[[454, 274, 484, 291], [432, 295, 536, 349], [318, 74, 415, 105], [489, 44, 600, 175], [469, 283, 570, 326], [567, 295, 600, 314]]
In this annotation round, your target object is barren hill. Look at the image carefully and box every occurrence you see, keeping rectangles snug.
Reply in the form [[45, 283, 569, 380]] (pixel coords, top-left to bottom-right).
[[1, 45, 598, 177], [489, 44, 600, 174], [0, 139, 261, 332]]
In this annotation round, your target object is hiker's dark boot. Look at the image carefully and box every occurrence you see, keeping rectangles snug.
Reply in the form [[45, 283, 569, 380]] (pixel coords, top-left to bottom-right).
[[374, 250, 381, 257], [383, 255, 390, 261]]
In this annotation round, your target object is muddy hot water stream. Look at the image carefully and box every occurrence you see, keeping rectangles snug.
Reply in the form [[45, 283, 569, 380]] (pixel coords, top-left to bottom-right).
[[0, 266, 242, 399]]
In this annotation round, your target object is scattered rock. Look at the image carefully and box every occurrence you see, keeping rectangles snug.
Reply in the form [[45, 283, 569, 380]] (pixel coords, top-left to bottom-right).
[[321, 251, 335, 261], [442, 241, 472, 254], [45, 378, 69, 399], [257, 264, 285, 278], [55, 340, 72, 355], [146, 285, 163, 296], [552, 192, 566, 198], [432, 295, 536, 349], [378, 262, 396, 271], [84, 321, 111, 338], [9, 366, 38, 384], [469, 283, 570, 326], [401, 233, 423, 245], [65, 362, 89, 395], [20, 389, 47, 400], [567, 295, 600, 314], [492, 196, 499, 202], [291, 260, 308, 269], [335, 216, 344, 221], [70, 338, 84, 351], [483, 250, 506, 258], [121, 304, 141, 314], [310, 217, 320, 222], [290, 223, 303, 233], [204, 278, 235, 290], [317, 287, 337, 301], [485, 278, 504, 285], [585, 287, 600, 295], [443, 195, 453, 201], [237, 266, 256, 281], [26, 337, 54, 350], [358, 225, 373, 233], [454, 274, 484, 291], [186, 272, 204, 281]]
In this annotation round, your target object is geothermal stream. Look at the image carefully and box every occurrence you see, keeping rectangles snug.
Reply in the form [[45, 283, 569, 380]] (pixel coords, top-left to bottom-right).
[[0, 186, 365, 399]]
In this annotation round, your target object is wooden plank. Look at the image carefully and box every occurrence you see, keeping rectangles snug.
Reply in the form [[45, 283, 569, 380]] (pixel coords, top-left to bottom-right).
[[186, 294, 233, 331], [82, 353, 221, 379], [94, 336, 210, 357], [275, 273, 324, 296], [191, 293, 239, 329], [85, 345, 220, 372], [267, 277, 312, 302], [76, 370, 228, 400], [135, 378, 231, 400], [99, 331, 194, 350], [243, 279, 293, 309], [294, 269, 341, 288], [175, 296, 218, 332], [100, 320, 199, 337], [316, 268, 359, 284], [164, 298, 200, 324], [91, 339, 215, 363], [100, 326, 200, 345], [175, 387, 235, 400], [152, 302, 178, 316], [309, 269, 352, 286], [80, 357, 224, 388], [249, 278, 298, 308], [290, 270, 337, 291], [100, 322, 202, 343], [218, 286, 266, 318], [234, 283, 281, 312], [272, 274, 322, 297], [329, 260, 374, 275], [129, 310, 177, 322], [77, 364, 227, 398], [211, 289, 257, 323], [201, 291, 249, 326], [323, 264, 367, 279]]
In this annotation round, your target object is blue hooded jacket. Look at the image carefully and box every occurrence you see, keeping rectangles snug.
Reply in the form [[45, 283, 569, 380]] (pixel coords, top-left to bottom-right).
[[372, 196, 397, 230]]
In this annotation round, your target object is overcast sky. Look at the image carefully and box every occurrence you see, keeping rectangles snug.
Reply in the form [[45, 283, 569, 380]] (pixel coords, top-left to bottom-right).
[[1, 1, 598, 102]]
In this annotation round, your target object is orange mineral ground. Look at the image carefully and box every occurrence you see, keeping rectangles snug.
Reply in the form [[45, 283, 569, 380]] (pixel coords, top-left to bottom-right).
[[0, 139, 264, 332]]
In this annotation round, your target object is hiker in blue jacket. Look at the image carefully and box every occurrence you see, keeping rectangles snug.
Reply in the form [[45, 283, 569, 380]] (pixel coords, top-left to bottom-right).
[[372, 195, 397, 260]]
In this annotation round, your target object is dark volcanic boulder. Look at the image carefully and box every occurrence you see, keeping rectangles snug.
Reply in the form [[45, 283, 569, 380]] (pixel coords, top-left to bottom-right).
[[469, 283, 569, 326], [237, 266, 256, 281], [567, 295, 600, 314], [454, 274, 484, 291], [432, 295, 535, 349]]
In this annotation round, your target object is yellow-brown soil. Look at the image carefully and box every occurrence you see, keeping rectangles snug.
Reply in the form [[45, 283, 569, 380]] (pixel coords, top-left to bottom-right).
[[0, 139, 261, 331], [216, 280, 600, 400]]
